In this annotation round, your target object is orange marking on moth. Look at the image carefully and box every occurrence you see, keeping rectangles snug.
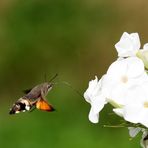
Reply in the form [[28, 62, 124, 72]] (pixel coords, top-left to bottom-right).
[[36, 99, 54, 112]]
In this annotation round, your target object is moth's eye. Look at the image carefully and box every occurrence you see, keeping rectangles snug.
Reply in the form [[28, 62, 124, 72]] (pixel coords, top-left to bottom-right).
[[47, 84, 53, 89]]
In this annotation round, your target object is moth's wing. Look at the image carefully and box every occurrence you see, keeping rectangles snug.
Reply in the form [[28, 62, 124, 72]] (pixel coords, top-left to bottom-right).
[[36, 98, 55, 112], [23, 88, 32, 94], [24, 85, 42, 100]]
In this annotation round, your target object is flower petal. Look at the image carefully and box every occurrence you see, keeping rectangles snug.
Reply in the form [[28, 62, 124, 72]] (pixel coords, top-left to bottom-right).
[[115, 32, 140, 57], [113, 108, 124, 117], [126, 57, 144, 78], [130, 33, 141, 50], [84, 75, 107, 123], [88, 107, 99, 123], [143, 43, 148, 50], [84, 76, 99, 103], [120, 105, 143, 124], [107, 57, 144, 79], [91, 94, 107, 114]]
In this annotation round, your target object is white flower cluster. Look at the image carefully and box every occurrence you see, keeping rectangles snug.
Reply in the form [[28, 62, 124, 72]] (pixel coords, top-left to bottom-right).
[[84, 32, 148, 148]]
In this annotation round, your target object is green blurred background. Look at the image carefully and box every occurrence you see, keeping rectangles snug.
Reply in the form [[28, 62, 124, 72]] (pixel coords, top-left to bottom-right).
[[0, 0, 147, 147]]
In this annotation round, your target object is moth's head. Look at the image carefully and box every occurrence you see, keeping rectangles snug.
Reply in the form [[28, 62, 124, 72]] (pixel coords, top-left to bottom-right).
[[47, 83, 53, 92], [40, 83, 53, 97], [46, 73, 57, 92]]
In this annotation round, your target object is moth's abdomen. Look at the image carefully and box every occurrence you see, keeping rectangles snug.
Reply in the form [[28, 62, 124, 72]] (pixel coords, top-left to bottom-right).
[[9, 99, 31, 114], [9, 102, 26, 114]]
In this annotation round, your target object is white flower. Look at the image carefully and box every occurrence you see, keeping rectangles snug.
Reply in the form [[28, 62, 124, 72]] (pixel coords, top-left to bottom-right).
[[102, 57, 147, 107], [84, 76, 107, 123], [115, 32, 140, 57], [84, 32, 148, 148], [113, 81, 148, 127], [84, 57, 148, 124], [101, 56, 148, 127]]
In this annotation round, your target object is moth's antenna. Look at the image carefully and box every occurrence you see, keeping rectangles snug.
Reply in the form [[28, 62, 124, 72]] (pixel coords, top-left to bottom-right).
[[61, 81, 84, 99], [49, 73, 58, 83], [50, 76, 83, 98]]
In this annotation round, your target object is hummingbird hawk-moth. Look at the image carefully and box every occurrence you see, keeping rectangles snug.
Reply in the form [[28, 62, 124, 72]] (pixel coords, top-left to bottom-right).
[[9, 74, 57, 114]]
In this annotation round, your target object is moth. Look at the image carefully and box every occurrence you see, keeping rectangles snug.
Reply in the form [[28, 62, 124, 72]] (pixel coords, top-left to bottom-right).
[[9, 74, 57, 114]]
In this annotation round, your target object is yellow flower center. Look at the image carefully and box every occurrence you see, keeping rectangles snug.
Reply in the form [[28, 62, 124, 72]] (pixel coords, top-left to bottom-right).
[[144, 102, 148, 108], [121, 75, 128, 83]]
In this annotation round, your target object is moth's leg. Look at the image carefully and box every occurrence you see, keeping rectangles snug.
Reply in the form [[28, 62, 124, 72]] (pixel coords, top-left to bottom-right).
[[29, 105, 36, 113]]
